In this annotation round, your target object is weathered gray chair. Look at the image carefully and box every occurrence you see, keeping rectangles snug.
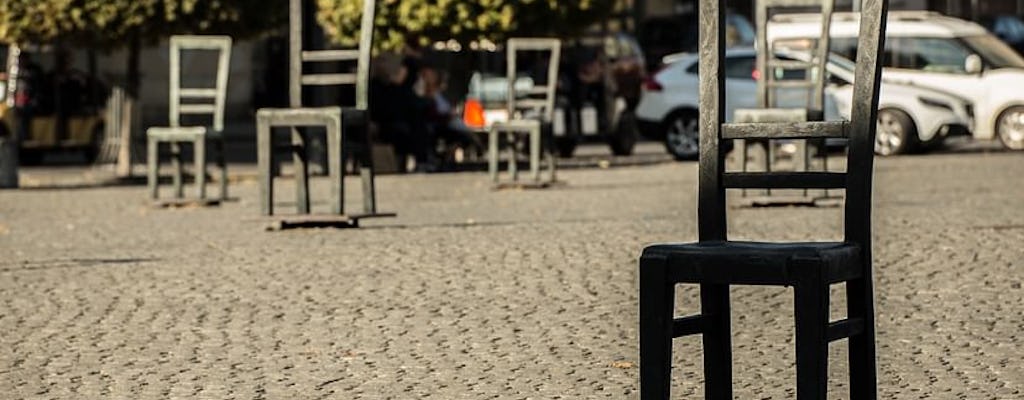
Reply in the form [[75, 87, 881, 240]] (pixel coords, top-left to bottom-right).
[[736, 0, 835, 206], [638, 0, 888, 398], [488, 38, 561, 188], [255, 0, 393, 228], [147, 35, 232, 206]]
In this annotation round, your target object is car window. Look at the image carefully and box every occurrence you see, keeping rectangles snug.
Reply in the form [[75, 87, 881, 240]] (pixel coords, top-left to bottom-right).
[[887, 37, 972, 73], [683, 55, 756, 80], [726, 55, 756, 79], [961, 34, 1024, 68]]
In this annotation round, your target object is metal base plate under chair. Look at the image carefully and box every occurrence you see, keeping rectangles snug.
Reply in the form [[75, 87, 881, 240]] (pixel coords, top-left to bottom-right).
[[254, 212, 398, 231], [151, 198, 223, 208], [492, 180, 568, 191], [734, 194, 843, 208]]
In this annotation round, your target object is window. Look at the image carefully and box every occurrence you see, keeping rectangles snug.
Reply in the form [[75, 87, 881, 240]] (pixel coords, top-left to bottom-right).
[[726, 55, 756, 79], [684, 55, 756, 80], [961, 34, 1024, 69]]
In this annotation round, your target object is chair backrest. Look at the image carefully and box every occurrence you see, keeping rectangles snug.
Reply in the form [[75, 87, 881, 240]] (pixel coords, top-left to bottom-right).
[[289, 0, 375, 110], [755, 0, 834, 111], [168, 35, 232, 132], [505, 38, 561, 123], [698, 0, 888, 245]]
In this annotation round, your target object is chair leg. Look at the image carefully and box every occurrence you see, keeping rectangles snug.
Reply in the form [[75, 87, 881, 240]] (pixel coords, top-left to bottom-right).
[[171, 142, 183, 198], [700, 284, 733, 400], [217, 137, 228, 201], [529, 125, 540, 182], [357, 126, 377, 214], [257, 119, 273, 216], [508, 134, 518, 181], [847, 278, 877, 400], [292, 127, 310, 214], [639, 256, 674, 400], [147, 138, 159, 199], [194, 138, 206, 200], [488, 130, 499, 183], [794, 279, 830, 399]]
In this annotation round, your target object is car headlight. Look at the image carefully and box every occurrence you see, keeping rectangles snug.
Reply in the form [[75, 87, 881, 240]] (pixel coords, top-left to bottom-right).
[[917, 96, 953, 111]]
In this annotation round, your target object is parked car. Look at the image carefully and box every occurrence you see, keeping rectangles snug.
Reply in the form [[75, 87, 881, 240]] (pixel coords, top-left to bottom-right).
[[781, 49, 975, 155], [635, 47, 975, 159], [461, 33, 646, 157], [979, 14, 1024, 55], [769, 11, 1024, 151]]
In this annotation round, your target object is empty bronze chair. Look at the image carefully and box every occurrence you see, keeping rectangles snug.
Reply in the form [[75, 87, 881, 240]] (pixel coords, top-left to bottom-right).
[[638, 0, 889, 398]]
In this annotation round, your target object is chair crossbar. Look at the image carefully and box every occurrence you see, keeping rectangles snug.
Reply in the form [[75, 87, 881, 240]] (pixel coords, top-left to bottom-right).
[[179, 104, 217, 114], [179, 88, 218, 98], [766, 80, 816, 88], [763, 0, 830, 7], [722, 121, 848, 140], [301, 73, 357, 86], [723, 172, 846, 189], [256, 107, 340, 126], [302, 49, 360, 62], [767, 59, 815, 70], [827, 318, 865, 342], [673, 315, 707, 337], [514, 99, 550, 109], [507, 38, 561, 50], [523, 87, 550, 95]]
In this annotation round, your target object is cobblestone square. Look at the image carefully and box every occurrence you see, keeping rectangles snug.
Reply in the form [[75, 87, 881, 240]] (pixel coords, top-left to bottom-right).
[[1, 149, 1022, 398]]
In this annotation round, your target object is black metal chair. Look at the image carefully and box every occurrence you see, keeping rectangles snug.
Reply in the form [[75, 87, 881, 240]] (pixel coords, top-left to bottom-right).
[[638, 0, 889, 398]]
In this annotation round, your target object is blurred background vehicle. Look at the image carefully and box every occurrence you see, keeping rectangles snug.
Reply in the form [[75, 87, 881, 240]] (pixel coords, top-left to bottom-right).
[[461, 32, 646, 158], [769, 11, 1024, 151], [779, 50, 975, 155], [635, 47, 975, 159]]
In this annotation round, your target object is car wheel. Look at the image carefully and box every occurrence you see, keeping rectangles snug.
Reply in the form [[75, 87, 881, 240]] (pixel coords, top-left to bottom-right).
[[609, 111, 638, 156], [875, 109, 918, 156], [664, 111, 699, 160], [996, 106, 1024, 151]]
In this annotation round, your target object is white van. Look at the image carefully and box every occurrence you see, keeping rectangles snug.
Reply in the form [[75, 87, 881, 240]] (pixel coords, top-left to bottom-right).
[[769, 11, 1024, 151]]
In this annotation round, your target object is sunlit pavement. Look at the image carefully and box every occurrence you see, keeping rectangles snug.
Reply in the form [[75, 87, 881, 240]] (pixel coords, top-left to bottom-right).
[[1, 142, 1021, 398]]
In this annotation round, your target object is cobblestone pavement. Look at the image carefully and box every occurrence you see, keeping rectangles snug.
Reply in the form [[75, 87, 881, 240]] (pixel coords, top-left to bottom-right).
[[1, 147, 1022, 399]]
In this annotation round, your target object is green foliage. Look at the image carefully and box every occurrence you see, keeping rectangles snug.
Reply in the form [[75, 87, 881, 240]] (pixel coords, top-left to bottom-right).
[[0, 0, 286, 46], [316, 0, 616, 51]]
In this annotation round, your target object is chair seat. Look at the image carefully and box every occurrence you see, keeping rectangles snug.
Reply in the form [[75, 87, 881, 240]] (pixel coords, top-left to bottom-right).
[[641, 241, 861, 286], [147, 126, 221, 141]]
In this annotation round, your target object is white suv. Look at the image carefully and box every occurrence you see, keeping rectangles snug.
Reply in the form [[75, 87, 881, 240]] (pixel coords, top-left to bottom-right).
[[770, 11, 1024, 151], [635, 48, 974, 158]]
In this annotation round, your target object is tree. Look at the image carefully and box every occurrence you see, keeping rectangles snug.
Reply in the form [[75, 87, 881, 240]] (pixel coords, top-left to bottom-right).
[[0, 0, 286, 95], [315, 0, 617, 51]]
